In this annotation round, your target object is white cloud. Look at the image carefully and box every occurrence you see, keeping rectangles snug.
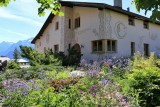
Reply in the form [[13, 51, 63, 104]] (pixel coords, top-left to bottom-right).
[[0, 28, 31, 38], [0, 8, 43, 27]]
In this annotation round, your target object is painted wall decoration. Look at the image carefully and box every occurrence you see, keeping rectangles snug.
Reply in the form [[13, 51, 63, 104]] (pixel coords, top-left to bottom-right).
[[105, 10, 112, 39], [98, 10, 112, 39], [114, 22, 127, 39], [149, 32, 158, 41], [92, 29, 99, 37], [138, 36, 145, 49]]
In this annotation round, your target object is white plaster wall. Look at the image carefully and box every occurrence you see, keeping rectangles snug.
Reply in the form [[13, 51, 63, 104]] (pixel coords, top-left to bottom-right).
[[35, 8, 65, 53], [35, 6, 160, 62], [70, 7, 160, 61]]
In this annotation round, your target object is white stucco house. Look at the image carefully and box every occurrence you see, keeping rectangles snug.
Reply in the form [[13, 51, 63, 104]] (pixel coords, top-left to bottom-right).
[[31, 0, 160, 62], [0, 57, 10, 63]]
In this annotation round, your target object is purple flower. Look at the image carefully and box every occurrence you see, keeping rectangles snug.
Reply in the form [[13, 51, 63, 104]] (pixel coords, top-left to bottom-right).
[[108, 70, 113, 75]]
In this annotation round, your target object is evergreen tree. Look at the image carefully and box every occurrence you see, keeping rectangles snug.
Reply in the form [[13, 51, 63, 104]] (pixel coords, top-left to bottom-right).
[[13, 48, 20, 63]]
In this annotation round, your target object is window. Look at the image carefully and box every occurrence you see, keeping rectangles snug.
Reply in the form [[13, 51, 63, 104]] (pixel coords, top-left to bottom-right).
[[144, 43, 149, 56], [92, 40, 104, 52], [55, 22, 59, 30], [106, 40, 117, 52], [131, 42, 135, 56], [128, 17, 135, 26], [68, 44, 71, 49], [54, 45, 59, 53], [69, 19, 71, 29], [143, 21, 149, 29], [75, 17, 80, 28]]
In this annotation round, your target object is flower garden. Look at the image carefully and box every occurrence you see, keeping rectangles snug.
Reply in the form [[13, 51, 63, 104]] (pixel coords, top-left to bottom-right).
[[0, 52, 160, 107]]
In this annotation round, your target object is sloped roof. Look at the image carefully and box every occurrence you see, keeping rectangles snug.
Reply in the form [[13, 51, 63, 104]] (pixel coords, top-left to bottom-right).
[[31, 1, 160, 44], [17, 59, 29, 63]]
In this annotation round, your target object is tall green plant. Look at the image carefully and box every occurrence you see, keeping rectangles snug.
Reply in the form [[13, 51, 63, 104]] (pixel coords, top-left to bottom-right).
[[122, 52, 160, 107], [13, 48, 20, 63]]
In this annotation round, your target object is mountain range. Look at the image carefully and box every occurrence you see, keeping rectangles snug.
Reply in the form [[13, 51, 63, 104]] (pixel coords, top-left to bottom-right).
[[0, 38, 34, 58]]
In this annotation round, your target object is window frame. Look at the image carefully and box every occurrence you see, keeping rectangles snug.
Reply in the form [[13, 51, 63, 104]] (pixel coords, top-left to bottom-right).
[[143, 21, 149, 29], [92, 40, 105, 53], [54, 44, 59, 53], [69, 19, 71, 29], [131, 42, 135, 56], [144, 43, 149, 56], [106, 39, 117, 52], [55, 21, 59, 30], [128, 17, 135, 26], [75, 17, 80, 28]]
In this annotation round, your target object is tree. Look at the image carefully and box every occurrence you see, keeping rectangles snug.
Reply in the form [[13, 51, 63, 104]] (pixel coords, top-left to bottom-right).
[[20, 45, 60, 66], [132, 0, 160, 21], [0, 0, 63, 16], [13, 48, 20, 63], [1, 0, 160, 21]]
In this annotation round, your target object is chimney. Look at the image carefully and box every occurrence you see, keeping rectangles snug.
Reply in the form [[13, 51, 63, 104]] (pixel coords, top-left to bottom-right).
[[127, 7, 130, 12], [114, 0, 122, 9]]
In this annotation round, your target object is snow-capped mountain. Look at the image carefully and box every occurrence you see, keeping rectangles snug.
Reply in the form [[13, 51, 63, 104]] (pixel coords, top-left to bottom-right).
[[0, 38, 34, 58]]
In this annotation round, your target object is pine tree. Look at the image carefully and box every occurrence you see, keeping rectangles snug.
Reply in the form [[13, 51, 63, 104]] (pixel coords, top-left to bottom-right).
[[13, 48, 20, 63]]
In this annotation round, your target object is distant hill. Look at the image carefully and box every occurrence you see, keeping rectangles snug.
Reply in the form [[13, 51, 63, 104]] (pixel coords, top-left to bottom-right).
[[0, 41, 13, 55], [0, 38, 34, 58]]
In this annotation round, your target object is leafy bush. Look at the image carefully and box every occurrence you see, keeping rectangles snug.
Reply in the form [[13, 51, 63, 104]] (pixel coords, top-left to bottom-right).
[[49, 77, 80, 91], [121, 52, 160, 107], [7, 61, 20, 69], [20, 46, 60, 66], [54, 46, 82, 66]]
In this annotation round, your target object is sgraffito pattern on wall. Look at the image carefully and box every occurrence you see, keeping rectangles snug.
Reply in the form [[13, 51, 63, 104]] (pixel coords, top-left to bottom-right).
[[92, 29, 99, 37], [98, 10, 105, 39], [114, 22, 127, 39], [98, 10, 112, 39], [105, 10, 112, 39], [149, 32, 158, 41]]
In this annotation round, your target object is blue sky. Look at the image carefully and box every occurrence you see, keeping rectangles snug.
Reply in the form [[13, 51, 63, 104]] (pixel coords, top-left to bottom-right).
[[0, 0, 151, 43]]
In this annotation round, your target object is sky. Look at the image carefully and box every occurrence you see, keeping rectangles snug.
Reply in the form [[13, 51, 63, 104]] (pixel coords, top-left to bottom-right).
[[0, 0, 151, 43]]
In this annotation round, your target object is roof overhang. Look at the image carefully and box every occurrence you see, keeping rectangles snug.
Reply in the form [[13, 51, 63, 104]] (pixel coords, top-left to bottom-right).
[[31, 1, 160, 44]]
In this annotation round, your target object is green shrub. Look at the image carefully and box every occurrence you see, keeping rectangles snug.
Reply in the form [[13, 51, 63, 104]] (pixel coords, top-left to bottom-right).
[[7, 61, 20, 69], [122, 52, 160, 107], [54, 46, 82, 66]]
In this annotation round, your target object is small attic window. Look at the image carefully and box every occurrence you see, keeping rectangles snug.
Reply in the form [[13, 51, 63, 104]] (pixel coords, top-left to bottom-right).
[[55, 22, 59, 30], [128, 17, 135, 26], [143, 21, 149, 29]]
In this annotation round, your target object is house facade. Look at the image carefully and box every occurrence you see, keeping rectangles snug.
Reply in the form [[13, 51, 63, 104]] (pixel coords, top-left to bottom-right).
[[0, 57, 10, 63], [31, 0, 160, 62]]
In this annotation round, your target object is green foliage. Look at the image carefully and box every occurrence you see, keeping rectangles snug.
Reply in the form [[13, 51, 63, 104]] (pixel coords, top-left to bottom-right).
[[42, 49, 61, 65], [0, 0, 63, 16], [122, 52, 160, 106], [55, 46, 82, 66], [13, 48, 20, 63], [132, 0, 160, 21], [0, 65, 66, 82], [7, 61, 20, 69], [1, 52, 160, 107], [20, 46, 60, 66], [49, 77, 80, 91]]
